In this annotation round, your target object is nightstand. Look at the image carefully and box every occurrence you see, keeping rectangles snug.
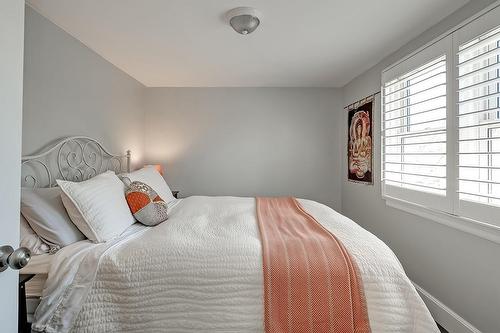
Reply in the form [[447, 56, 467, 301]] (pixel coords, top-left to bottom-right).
[[19, 274, 35, 333], [172, 191, 179, 199]]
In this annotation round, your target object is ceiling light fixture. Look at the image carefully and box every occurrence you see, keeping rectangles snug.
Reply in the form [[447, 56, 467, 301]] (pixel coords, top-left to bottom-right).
[[226, 7, 262, 35]]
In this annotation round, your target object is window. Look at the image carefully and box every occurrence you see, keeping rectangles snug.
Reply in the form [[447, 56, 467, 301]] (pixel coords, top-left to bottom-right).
[[383, 56, 447, 195], [382, 5, 500, 227], [382, 37, 451, 212], [457, 27, 500, 204]]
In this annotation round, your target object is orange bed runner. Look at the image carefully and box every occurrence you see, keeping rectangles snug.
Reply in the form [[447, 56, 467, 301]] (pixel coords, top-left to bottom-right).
[[256, 197, 370, 333]]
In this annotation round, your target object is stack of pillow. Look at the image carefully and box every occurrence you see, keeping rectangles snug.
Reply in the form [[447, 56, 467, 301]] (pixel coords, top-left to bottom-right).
[[20, 166, 176, 254]]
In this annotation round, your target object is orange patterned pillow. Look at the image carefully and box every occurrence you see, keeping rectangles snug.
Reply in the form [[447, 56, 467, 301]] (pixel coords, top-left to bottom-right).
[[123, 178, 168, 226]]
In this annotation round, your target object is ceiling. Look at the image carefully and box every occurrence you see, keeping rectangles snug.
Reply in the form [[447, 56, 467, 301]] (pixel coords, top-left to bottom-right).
[[27, 0, 469, 87]]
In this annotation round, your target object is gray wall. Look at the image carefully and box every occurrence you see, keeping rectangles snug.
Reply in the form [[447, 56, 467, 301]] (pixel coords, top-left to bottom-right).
[[144, 88, 342, 209], [22, 6, 343, 209], [341, 1, 500, 332], [0, 1, 25, 331], [22, 6, 145, 166]]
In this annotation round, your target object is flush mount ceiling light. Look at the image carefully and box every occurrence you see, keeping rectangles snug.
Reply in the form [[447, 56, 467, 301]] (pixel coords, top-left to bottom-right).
[[226, 7, 262, 35]]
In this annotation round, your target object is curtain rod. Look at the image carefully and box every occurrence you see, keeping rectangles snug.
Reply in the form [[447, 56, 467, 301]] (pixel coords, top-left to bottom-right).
[[344, 91, 380, 110]]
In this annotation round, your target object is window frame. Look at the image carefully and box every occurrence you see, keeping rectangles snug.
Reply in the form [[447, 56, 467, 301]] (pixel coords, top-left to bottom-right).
[[453, 5, 500, 228], [380, 2, 500, 244], [381, 36, 453, 213]]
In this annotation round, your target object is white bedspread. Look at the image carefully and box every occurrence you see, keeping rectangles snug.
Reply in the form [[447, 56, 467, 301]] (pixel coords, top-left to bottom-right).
[[32, 196, 439, 333]]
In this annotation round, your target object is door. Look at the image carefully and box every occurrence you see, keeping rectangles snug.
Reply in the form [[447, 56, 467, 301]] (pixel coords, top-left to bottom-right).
[[0, 1, 25, 332]]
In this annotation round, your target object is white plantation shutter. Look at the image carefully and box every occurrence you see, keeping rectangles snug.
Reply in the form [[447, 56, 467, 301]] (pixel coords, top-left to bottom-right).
[[382, 38, 451, 210], [455, 6, 500, 226], [383, 57, 447, 193], [380, 5, 500, 229]]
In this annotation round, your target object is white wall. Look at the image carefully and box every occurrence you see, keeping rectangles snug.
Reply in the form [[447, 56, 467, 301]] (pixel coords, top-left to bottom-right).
[[0, 1, 24, 331], [145, 88, 342, 209], [341, 1, 500, 332], [22, 6, 145, 165]]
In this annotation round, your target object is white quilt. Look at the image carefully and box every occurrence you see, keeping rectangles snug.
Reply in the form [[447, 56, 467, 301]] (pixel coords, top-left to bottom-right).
[[33, 196, 439, 333]]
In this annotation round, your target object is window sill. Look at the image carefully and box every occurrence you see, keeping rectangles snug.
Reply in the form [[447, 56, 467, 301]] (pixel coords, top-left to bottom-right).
[[384, 196, 500, 245]]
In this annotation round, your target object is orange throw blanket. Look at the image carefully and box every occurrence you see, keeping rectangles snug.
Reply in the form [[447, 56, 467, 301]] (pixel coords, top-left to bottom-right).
[[256, 197, 371, 333]]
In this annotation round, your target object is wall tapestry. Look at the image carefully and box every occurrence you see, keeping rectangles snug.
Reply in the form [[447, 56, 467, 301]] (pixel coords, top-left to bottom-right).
[[347, 100, 373, 184]]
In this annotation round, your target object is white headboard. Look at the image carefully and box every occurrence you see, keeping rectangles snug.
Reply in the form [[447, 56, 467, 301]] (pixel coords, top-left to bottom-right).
[[21, 136, 131, 188]]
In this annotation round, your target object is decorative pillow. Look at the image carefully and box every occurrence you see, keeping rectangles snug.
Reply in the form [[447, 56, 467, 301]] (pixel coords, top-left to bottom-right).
[[120, 166, 176, 204], [57, 171, 135, 243], [123, 178, 168, 226], [21, 187, 85, 248], [20, 213, 52, 255]]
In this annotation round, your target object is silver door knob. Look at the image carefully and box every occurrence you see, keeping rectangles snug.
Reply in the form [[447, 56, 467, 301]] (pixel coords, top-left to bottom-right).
[[0, 245, 31, 272]]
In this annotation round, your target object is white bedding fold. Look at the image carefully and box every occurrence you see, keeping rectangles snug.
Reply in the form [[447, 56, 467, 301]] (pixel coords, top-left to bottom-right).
[[33, 224, 149, 332], [32, 196, 438, 333]]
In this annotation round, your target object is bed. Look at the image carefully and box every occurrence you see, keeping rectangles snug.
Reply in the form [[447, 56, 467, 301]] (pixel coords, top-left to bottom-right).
[[20, 136, 439, 333]]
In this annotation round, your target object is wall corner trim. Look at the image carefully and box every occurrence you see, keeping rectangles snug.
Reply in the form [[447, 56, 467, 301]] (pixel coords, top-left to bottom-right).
[[412, 281, 482, 333]]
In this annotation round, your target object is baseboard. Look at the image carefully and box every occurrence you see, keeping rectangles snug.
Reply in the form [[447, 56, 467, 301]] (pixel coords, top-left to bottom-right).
[[412, 282, 481, 333]]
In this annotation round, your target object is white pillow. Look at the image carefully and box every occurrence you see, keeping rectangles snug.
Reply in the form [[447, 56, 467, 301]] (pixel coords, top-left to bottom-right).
[[57, 171, 135, 243], [21, 187, 85, 248], [20, 214, 51, 255], [120, 166, 176, 203]]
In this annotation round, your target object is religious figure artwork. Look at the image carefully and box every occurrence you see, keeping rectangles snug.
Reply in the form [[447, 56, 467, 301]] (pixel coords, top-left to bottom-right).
[[347, 101, 373, 184]]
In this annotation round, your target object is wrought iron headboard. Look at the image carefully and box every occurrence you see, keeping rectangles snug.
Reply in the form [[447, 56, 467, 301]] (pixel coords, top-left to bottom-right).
[[21, 136, 131, 188]]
